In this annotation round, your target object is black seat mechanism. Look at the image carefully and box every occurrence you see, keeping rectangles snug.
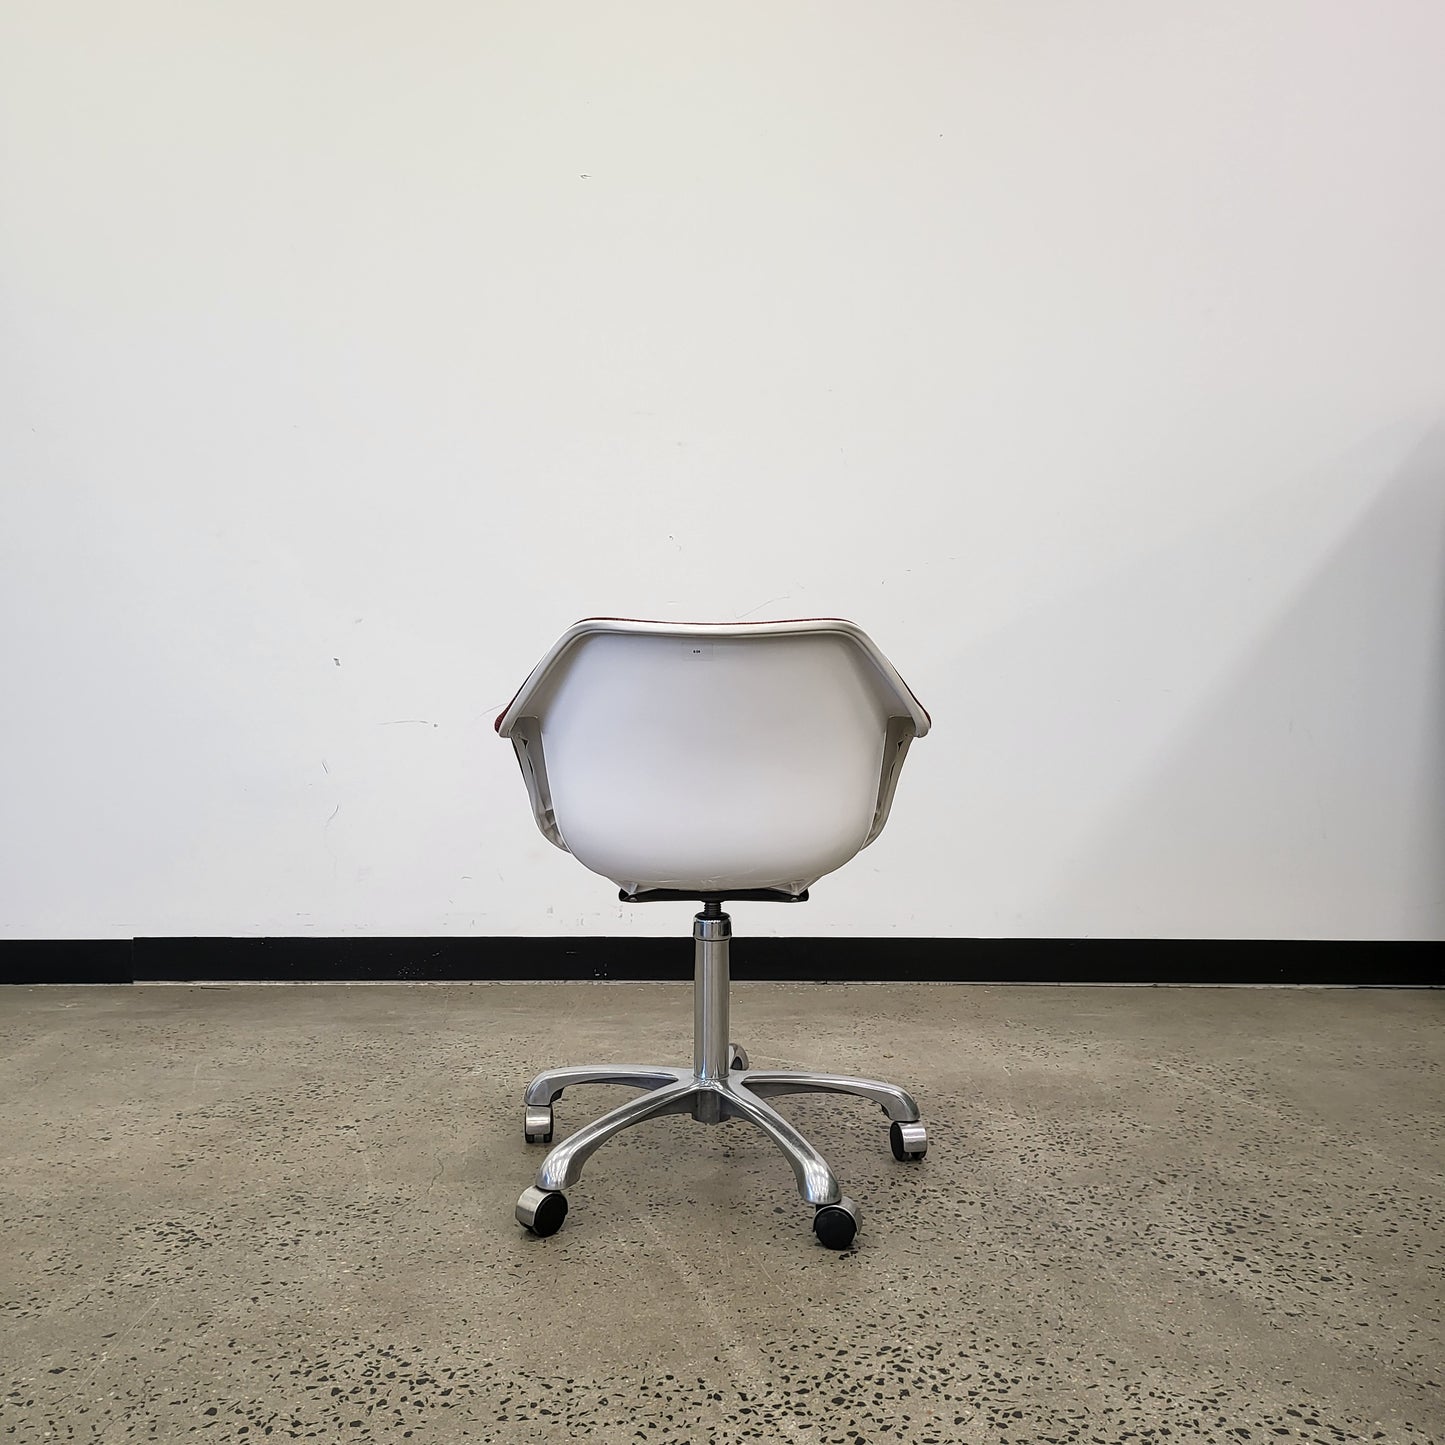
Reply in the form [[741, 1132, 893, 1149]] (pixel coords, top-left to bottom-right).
[[618, 887, 809, 905]]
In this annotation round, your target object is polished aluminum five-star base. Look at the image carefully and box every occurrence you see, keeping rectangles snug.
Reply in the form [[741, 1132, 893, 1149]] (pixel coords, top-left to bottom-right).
[[514, 908, 927, 1249]]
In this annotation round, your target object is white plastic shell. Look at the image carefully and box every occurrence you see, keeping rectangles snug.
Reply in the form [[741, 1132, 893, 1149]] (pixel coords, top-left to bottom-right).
[[496, 618, 929, 896]]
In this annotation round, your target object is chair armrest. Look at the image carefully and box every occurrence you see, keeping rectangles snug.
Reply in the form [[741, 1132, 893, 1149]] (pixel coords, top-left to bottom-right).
[[863, 717, 917, 850], [507, 718, 569, 852]]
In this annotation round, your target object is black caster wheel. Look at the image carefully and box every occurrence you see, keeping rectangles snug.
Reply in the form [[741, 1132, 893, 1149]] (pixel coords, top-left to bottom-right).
[[813, 1196, 860, 1250], [728, 1043, 750, 1071], [890, 1120, 927, 1161], [524, 1105, 553, 1145], [516, 1186, 568, 1236]]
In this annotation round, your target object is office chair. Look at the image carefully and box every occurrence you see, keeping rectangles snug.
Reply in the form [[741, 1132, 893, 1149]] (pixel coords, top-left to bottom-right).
[[496, 617, 931, 1248]]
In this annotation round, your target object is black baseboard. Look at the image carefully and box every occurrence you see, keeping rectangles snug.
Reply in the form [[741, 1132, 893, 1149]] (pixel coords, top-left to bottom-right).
[[0, 937, 1437, 987]]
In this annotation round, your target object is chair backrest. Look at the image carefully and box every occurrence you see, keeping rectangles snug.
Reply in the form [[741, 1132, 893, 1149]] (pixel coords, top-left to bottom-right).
[[497, 619, 929, 895]]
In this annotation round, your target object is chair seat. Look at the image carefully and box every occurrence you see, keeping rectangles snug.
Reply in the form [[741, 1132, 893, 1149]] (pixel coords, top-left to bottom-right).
[[496, 618, 929, 894]]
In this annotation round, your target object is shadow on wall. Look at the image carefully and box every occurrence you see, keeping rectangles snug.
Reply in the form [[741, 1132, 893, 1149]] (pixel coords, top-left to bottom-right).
[[1044, 425, 1445, 940]]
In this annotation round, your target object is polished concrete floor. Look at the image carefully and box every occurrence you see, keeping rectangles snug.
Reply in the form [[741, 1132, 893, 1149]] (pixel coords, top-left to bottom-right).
[[0, 981, 1441, 1444]]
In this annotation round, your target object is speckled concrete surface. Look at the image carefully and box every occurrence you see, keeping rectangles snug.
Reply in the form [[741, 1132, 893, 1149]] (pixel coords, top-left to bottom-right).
[[1, 982, 1441, 1444]]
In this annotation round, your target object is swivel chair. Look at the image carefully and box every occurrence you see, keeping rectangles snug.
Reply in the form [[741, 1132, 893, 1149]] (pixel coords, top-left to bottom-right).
[[496, 617, 931, 1248]]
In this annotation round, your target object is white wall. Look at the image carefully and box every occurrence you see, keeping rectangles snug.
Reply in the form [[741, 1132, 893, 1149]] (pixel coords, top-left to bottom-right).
[[3, 1, 1443, 942]]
